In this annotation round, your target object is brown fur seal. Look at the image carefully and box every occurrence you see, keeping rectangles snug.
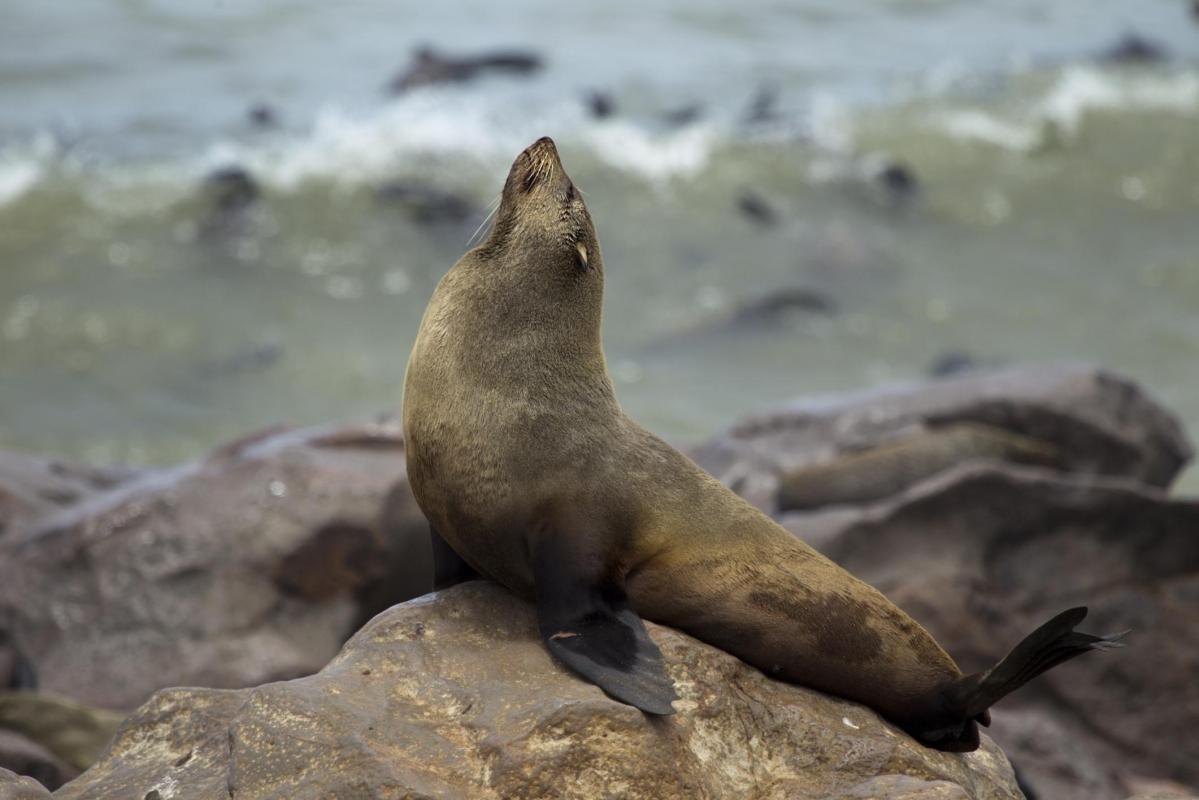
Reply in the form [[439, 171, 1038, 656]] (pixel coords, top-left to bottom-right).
[[402, 137, 1124, 751]]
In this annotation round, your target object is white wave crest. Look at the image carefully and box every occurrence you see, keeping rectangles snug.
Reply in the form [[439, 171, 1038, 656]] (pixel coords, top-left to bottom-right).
[[930, 67, 1199, 152]]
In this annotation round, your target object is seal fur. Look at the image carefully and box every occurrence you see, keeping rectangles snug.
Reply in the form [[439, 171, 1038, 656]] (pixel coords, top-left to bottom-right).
[[402, 137, 1124, 751]]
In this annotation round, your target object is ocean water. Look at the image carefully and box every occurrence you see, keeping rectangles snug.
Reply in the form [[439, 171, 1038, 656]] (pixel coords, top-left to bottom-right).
[[1, 0, 1197, 491]]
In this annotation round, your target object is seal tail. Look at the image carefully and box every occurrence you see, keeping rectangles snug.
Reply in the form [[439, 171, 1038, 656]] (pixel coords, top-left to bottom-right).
[[946, 607, 1127, 719]]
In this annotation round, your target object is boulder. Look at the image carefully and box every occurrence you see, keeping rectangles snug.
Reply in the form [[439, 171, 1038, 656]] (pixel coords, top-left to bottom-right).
[[0, 453, 134, 540], [0, 734, 71, 794], [781, 463, 1199, 798], [0, 767, 51, 800], [56, 583, 1022, 800], [692, 364, 1193, 513], [0, 422, 430, 711]]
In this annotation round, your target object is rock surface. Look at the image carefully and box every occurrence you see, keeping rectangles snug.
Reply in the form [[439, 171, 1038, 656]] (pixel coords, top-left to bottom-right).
[[692, 363, 1193, 513], [0, 422, 430, 711], [0, 767, 51, 800], [56, 582, 1022, 800], [0, 735, 71, 794], [781, 463, 1199, 798]]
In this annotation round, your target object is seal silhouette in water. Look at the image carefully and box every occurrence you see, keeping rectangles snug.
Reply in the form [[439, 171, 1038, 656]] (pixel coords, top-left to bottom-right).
[[401, 137, 1124, 751]]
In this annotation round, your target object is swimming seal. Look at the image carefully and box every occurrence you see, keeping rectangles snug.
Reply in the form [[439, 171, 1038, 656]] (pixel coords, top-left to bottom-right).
[[401, 137, 1124, 751]]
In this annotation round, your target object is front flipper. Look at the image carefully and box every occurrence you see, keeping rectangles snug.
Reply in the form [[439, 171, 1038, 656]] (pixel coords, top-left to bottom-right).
[[532, 530, 677, 715]]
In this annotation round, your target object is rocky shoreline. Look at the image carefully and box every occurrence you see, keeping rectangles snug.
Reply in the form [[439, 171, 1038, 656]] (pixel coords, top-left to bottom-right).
[[1, 363, 1196, 799]]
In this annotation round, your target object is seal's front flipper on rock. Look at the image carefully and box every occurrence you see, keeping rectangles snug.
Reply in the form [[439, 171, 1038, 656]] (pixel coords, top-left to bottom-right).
[[532, 532, 678, 715], [430, 525, 480, 590]]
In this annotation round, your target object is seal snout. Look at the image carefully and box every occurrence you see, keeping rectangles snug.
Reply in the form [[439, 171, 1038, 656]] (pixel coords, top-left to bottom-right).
[[513, 136, 567, 193]]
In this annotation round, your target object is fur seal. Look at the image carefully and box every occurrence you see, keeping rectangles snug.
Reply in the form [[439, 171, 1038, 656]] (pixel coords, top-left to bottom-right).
[[402, 137, 1124, 751]]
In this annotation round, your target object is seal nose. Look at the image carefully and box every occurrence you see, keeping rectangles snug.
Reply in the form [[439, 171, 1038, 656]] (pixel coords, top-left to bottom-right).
[[523, 136, 559, 163]]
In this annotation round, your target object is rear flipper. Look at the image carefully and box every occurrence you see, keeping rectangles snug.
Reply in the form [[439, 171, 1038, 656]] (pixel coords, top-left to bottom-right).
[[531, 528, 678, 716], [916, 607, 1126, 751]]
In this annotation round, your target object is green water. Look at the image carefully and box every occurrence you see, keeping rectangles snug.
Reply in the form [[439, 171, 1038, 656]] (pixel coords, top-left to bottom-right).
[[1, 2, 1197, 493]]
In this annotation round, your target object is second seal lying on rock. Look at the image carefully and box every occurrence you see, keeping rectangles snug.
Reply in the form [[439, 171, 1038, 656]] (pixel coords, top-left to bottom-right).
[[401, 137, 1125, 752]]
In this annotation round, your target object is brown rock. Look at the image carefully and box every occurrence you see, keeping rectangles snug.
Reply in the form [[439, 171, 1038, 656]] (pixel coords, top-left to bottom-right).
[[692, 363, 1193, 514], [0, 422, 430, 711], [0, 692, 124, 774], [0, 452, 135, 538], [781, 463, 1199, 798], [58, 583, 1023, 800], [0, 734, 72, 794]]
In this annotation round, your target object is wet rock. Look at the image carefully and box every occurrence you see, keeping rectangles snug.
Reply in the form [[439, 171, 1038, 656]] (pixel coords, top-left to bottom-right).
[[744, 83, 780, 125], [376, 180, 477, 225], [0, 422, 430, 711], [736, 190, 780, 226], [1099, 33, 1170, 64], [57, 582, 1022, 800], [584, 89, 615, 119], [202, 165, 259, 214], [729, 286, 837, 324], [691, 363, 1193, 515], [876, 160, 919, 200], [928, 350, 994, 378], [387, 45, 542, 93], [194, 342, 284, 380], [646, 286, 836, 355], [0, 766, 53, 799], [246, 103, 278, 128], [781, 463, 1199, 797], [662, 103, 704, 128]]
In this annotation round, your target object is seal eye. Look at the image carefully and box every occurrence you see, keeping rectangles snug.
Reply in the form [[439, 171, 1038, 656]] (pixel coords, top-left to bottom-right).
[[575, 242, 590, 272]]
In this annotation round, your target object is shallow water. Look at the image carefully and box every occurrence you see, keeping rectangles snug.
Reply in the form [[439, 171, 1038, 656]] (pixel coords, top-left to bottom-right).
[[2, 1, 1197, 491]]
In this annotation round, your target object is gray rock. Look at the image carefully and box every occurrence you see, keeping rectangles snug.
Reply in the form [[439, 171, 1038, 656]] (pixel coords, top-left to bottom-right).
[[781, 463, 1199, 798], [692, 363, 1193, 513], [0, 734, 71, 794], [57, 582, 1023, 800], [0, 422, 430, 711]]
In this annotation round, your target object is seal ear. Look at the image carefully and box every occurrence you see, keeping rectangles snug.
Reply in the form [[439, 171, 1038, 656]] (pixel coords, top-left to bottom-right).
[[531, 525, 677, 715], [575, 241, 590, 272]]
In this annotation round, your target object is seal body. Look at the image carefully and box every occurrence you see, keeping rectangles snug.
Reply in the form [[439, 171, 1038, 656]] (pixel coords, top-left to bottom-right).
[[403, 138, 1121, 750]]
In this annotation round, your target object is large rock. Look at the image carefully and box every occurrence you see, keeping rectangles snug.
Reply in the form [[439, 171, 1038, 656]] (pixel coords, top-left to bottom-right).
[[0, 734, 71, 794], [57, 582, 1022, 800], [0, 767, 51, 800], [782, 463, 1199, 798], [692, 364, 1193, 513], [0, 453, 134, 540], [0, 422, 430, 711]]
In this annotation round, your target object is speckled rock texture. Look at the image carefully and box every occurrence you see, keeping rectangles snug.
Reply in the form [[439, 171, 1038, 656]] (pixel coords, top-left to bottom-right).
[[0, 421, 430, 712], [56, 583, 1023, 800]]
